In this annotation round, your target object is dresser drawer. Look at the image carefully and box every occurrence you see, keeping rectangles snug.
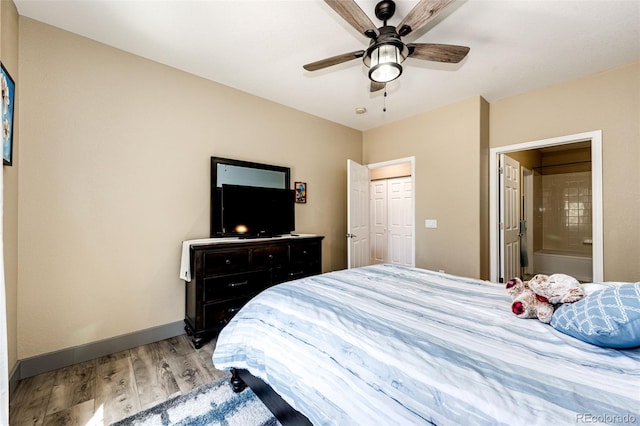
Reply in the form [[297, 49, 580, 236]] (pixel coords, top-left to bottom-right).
[[203, 297, 251, 329], [291, 242, 321, 266], [252, 245, 288, 268], [290, 241, 321, 262], [203, 248, 250, 274], [288, 241, 322, 279], [203, 271, 270, 302]]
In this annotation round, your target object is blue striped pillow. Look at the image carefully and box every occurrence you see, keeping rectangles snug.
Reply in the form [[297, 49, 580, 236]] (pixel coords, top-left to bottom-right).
[[550, 282, 640, 348]]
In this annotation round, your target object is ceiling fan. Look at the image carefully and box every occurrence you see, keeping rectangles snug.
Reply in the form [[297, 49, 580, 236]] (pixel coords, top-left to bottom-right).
[[303, 0, 470, 92]]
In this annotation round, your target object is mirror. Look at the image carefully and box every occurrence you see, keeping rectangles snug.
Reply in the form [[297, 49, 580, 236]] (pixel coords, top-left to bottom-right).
[[210, 157, 291, 236]]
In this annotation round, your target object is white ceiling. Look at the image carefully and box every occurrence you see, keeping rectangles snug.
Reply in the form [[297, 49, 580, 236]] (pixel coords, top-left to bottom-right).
[[14, 0, 640, 131]]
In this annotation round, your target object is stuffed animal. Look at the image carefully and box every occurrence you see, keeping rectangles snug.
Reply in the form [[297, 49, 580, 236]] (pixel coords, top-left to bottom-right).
[[505, 274, 585, 323], [505, 277, 555, 323], [527, 273, 584, 304]]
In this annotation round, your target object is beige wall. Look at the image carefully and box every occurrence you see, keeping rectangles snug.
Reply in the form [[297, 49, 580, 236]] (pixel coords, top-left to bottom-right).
[[1, 0, 19, 376], [507, 150, 541, 171], [370, 162, 411, 180], [478, 98, 490, 280], [491, 62, 640, 281], [17, 18, 361, 359], [363, 97, 489, 279]]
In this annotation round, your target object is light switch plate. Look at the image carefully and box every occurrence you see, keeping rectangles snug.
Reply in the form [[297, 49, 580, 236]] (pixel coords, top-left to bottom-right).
[[425, 219, 438, 228]]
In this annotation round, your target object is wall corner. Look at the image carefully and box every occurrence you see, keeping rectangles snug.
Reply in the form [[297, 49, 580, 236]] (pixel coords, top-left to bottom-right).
[[479, 97, 490, 280]]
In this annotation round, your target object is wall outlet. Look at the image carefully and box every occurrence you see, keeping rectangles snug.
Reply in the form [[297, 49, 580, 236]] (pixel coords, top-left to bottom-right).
[[425, 219, 438, 228]]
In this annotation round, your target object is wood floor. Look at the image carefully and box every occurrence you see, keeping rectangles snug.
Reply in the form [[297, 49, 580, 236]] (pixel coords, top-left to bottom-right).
[[9, 334, 229, 426]]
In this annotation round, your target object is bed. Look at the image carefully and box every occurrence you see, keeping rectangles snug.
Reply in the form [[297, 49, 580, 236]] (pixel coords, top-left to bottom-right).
[[212, 264, 640, 425]]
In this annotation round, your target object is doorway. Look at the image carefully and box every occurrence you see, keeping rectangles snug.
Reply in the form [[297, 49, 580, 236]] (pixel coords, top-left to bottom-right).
[[490, 131, 603, 283], [347, 157, 416, 268]]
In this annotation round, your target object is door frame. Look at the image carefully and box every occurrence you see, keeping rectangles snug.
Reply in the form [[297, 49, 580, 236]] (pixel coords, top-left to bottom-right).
[[521, 166, 534, 277], [489, 130, 603, 282], [367, 156, 416, 267]]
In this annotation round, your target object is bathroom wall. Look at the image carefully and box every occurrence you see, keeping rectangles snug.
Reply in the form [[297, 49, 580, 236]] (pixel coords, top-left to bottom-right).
[[538, 171, 592, 255], [535, 147, 592, 255]]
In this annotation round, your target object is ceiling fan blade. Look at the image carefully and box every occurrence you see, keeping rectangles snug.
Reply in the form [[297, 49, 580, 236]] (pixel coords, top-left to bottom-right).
[[407, 43, 469, 63], [398, 0, 455, 37], [370, 81, 386, 92], [324, 0, 378, 37], [303, 50, 365, 72]]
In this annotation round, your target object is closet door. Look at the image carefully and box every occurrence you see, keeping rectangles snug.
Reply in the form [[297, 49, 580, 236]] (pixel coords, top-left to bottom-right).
[[369, 177, 413, 266], [370, 180, 388, 264], [387, 177, 413, 266]]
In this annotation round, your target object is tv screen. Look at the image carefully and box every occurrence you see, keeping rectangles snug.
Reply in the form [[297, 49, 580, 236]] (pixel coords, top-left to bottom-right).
[[221, 184, 295, 237]]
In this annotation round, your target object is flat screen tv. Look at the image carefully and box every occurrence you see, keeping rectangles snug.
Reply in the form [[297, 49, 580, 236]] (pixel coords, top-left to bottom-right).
[[210, 157, 292, 237], [221, 184, 295, 238]]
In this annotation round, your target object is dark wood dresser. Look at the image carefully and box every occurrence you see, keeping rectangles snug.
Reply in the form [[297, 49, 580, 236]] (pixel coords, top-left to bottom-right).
[[184, 235, 324, 348]]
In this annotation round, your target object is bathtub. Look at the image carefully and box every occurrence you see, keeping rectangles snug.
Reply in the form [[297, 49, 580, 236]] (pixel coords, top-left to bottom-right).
[[533, 249, 593, 283]]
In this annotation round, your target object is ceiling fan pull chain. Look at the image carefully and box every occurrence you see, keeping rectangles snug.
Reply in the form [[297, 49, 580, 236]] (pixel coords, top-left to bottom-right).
[[383, 90, 387, 112]]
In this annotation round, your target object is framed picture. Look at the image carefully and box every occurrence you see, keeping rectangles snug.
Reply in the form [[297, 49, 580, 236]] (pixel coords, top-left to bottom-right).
[[295, 181, 307, 203], [1, 63, 15, 166]]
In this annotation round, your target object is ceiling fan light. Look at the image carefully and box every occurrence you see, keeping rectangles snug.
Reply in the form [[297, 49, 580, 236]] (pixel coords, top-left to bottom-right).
[[368, 44, 404, 83], [370, 62, 402, 83]]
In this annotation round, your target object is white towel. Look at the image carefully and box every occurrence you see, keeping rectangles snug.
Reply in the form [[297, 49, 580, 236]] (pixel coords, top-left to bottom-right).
[[179, 238, 220, 281]]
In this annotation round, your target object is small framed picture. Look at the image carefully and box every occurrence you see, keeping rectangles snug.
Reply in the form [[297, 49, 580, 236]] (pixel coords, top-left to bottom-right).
[[295, 182, 307, 203], [1, 62, 15, 166]]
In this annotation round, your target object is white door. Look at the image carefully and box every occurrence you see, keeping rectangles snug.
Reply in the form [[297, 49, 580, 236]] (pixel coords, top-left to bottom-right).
[[347, 159, 370, 269], [387, 177, 413, 266], [500, 154, 521, 282], [370, 180, 387, 264]]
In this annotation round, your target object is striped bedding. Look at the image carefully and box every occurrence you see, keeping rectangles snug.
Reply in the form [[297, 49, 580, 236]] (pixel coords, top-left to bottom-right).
[[212, 264, 640, 425]]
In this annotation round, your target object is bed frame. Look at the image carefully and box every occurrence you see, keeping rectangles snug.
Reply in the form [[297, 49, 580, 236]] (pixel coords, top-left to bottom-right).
[[231, 368, 312, 426]]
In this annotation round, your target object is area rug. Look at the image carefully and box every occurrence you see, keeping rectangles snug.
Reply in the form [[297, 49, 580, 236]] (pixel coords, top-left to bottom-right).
[[112, 376, 281, 426]]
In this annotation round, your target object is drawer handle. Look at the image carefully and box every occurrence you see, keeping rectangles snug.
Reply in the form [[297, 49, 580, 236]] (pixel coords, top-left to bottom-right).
[[268, 254, 274, 260], [227, 307, 241, 314], [228, 280, 249, 288], [225, 259, 231, 265]]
